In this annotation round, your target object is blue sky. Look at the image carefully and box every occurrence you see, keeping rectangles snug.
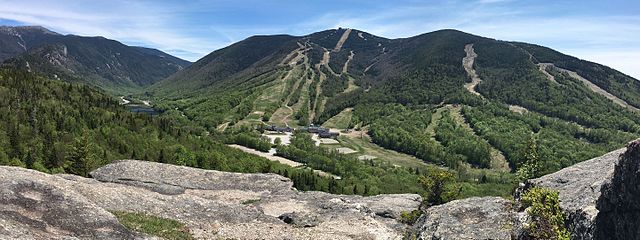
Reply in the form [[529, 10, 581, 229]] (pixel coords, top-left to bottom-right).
[[1, 0, 639, 78]]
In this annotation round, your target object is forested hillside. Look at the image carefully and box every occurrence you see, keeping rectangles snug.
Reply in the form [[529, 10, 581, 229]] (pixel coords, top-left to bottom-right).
[[2, 67, 494, 198], [145, 28, 639, 198], [0, 26, 191, 94], [0, 68, 337, 190]]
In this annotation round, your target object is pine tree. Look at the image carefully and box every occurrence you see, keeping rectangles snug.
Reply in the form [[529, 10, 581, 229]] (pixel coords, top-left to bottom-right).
[[419, 168, 458, 206], [517, 136, 542, 182], [158, 149, 166, 163], [24, 150, 36, 169], [67, 134, 94, 177]]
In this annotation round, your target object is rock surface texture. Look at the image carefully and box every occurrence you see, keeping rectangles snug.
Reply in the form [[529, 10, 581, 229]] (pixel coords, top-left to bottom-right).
[[594, 141, 640, 239], [412, 141, 639, 240], [4, 141, 640, 240], [521, 146, 627, 239], [0, 160, 421, 240], [413, 197, 515, 240]]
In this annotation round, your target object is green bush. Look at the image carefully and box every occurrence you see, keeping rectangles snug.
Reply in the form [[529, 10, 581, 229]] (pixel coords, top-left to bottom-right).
[[399, 210, 422, 224], [419, 168, 459, 206], [521, 187, 571, 240]]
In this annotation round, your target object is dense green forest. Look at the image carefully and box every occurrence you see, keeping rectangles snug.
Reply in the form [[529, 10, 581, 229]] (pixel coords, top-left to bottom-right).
[[0, 26, 190, 95], [463, 102, 635, 175], [0, 68, 334, 192]]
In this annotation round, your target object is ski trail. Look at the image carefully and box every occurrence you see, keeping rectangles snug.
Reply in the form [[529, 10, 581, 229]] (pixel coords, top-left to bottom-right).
[[537, 63, 557, 83], [552, 64, 639, 111], [462, 44, 483, 97], [310, 50, 330, 122], [333, 28, 352, 52], [342, 50, 354, 74]]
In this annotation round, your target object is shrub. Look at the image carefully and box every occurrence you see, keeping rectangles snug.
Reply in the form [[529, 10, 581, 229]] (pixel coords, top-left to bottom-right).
[[419, 168, 459, 206], [521, 187, 571, 240], [399, 210, 422, 224]]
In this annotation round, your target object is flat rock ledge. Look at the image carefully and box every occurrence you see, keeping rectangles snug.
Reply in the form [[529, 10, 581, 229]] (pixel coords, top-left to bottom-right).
[[4, 140, 639, 240], [0, 160, 421, 240], [413, 140, 640, 240], [414, 197, 515, 240]]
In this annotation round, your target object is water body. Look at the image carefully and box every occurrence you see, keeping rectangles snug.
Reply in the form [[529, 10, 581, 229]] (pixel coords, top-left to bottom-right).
[[125, 105, 160, 115]]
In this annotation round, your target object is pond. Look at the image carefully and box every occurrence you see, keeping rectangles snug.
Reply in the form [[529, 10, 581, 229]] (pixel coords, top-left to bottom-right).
[[125, 105, 161, 115]]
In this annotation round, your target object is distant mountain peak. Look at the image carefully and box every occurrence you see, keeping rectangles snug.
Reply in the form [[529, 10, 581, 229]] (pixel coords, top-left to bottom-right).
[[0, 25, 60, 35]]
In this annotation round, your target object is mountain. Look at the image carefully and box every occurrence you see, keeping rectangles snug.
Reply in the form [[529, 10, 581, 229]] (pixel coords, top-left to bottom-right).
[[0, 25, 191, 94], [150, 34, 299, 95], [149, 28, 640, 178]]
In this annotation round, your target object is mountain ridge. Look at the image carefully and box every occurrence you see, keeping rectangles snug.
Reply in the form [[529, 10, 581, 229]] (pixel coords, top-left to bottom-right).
[[146, 27, 640, 179], [0, 25, 191, 94]]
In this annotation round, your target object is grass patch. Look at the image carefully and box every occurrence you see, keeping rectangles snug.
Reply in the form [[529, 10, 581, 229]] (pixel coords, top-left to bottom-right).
[[111, 211, 194, 240], [331, 135, 426, 169], [241, 198, 261, 205], [322, 107, 353, 129], [399, 210, 422, 224]]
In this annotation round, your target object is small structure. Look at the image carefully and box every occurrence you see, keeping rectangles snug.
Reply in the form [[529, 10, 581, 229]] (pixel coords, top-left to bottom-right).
[[357, 155, 378, 161], [308, 126, 329, 134], [318, 131, 339, 139], [265, 125, 293, 133]]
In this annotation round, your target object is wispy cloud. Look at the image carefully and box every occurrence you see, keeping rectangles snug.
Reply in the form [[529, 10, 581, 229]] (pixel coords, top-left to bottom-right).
[[0, 0, 227, 61]]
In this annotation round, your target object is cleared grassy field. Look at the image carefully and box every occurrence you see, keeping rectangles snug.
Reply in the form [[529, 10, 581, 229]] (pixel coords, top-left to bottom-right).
[[268, 106, 293, 126], [322, 108, 353, 129], [323, 134, 428, 169]]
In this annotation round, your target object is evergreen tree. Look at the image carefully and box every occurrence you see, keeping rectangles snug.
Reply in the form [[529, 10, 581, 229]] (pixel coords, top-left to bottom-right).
[[67, 133, 94, 177], [24, 150, 36, 169], [158, 149, 166, 163], [517, 136, 542, 182]]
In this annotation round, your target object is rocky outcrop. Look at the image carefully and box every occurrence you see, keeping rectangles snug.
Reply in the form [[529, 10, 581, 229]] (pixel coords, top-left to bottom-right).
[[412, 141, 639, 240], [0, 160, 421, 240], [0, 166, 145, 240], [594, 141, 640, 239], [5, 141, 640, 240], [520, 147, 627, 239], [413, 197, 515, 240]]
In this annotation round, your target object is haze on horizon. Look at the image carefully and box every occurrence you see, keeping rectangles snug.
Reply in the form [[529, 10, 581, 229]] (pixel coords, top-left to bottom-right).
[[0, 0, 638, 79]]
